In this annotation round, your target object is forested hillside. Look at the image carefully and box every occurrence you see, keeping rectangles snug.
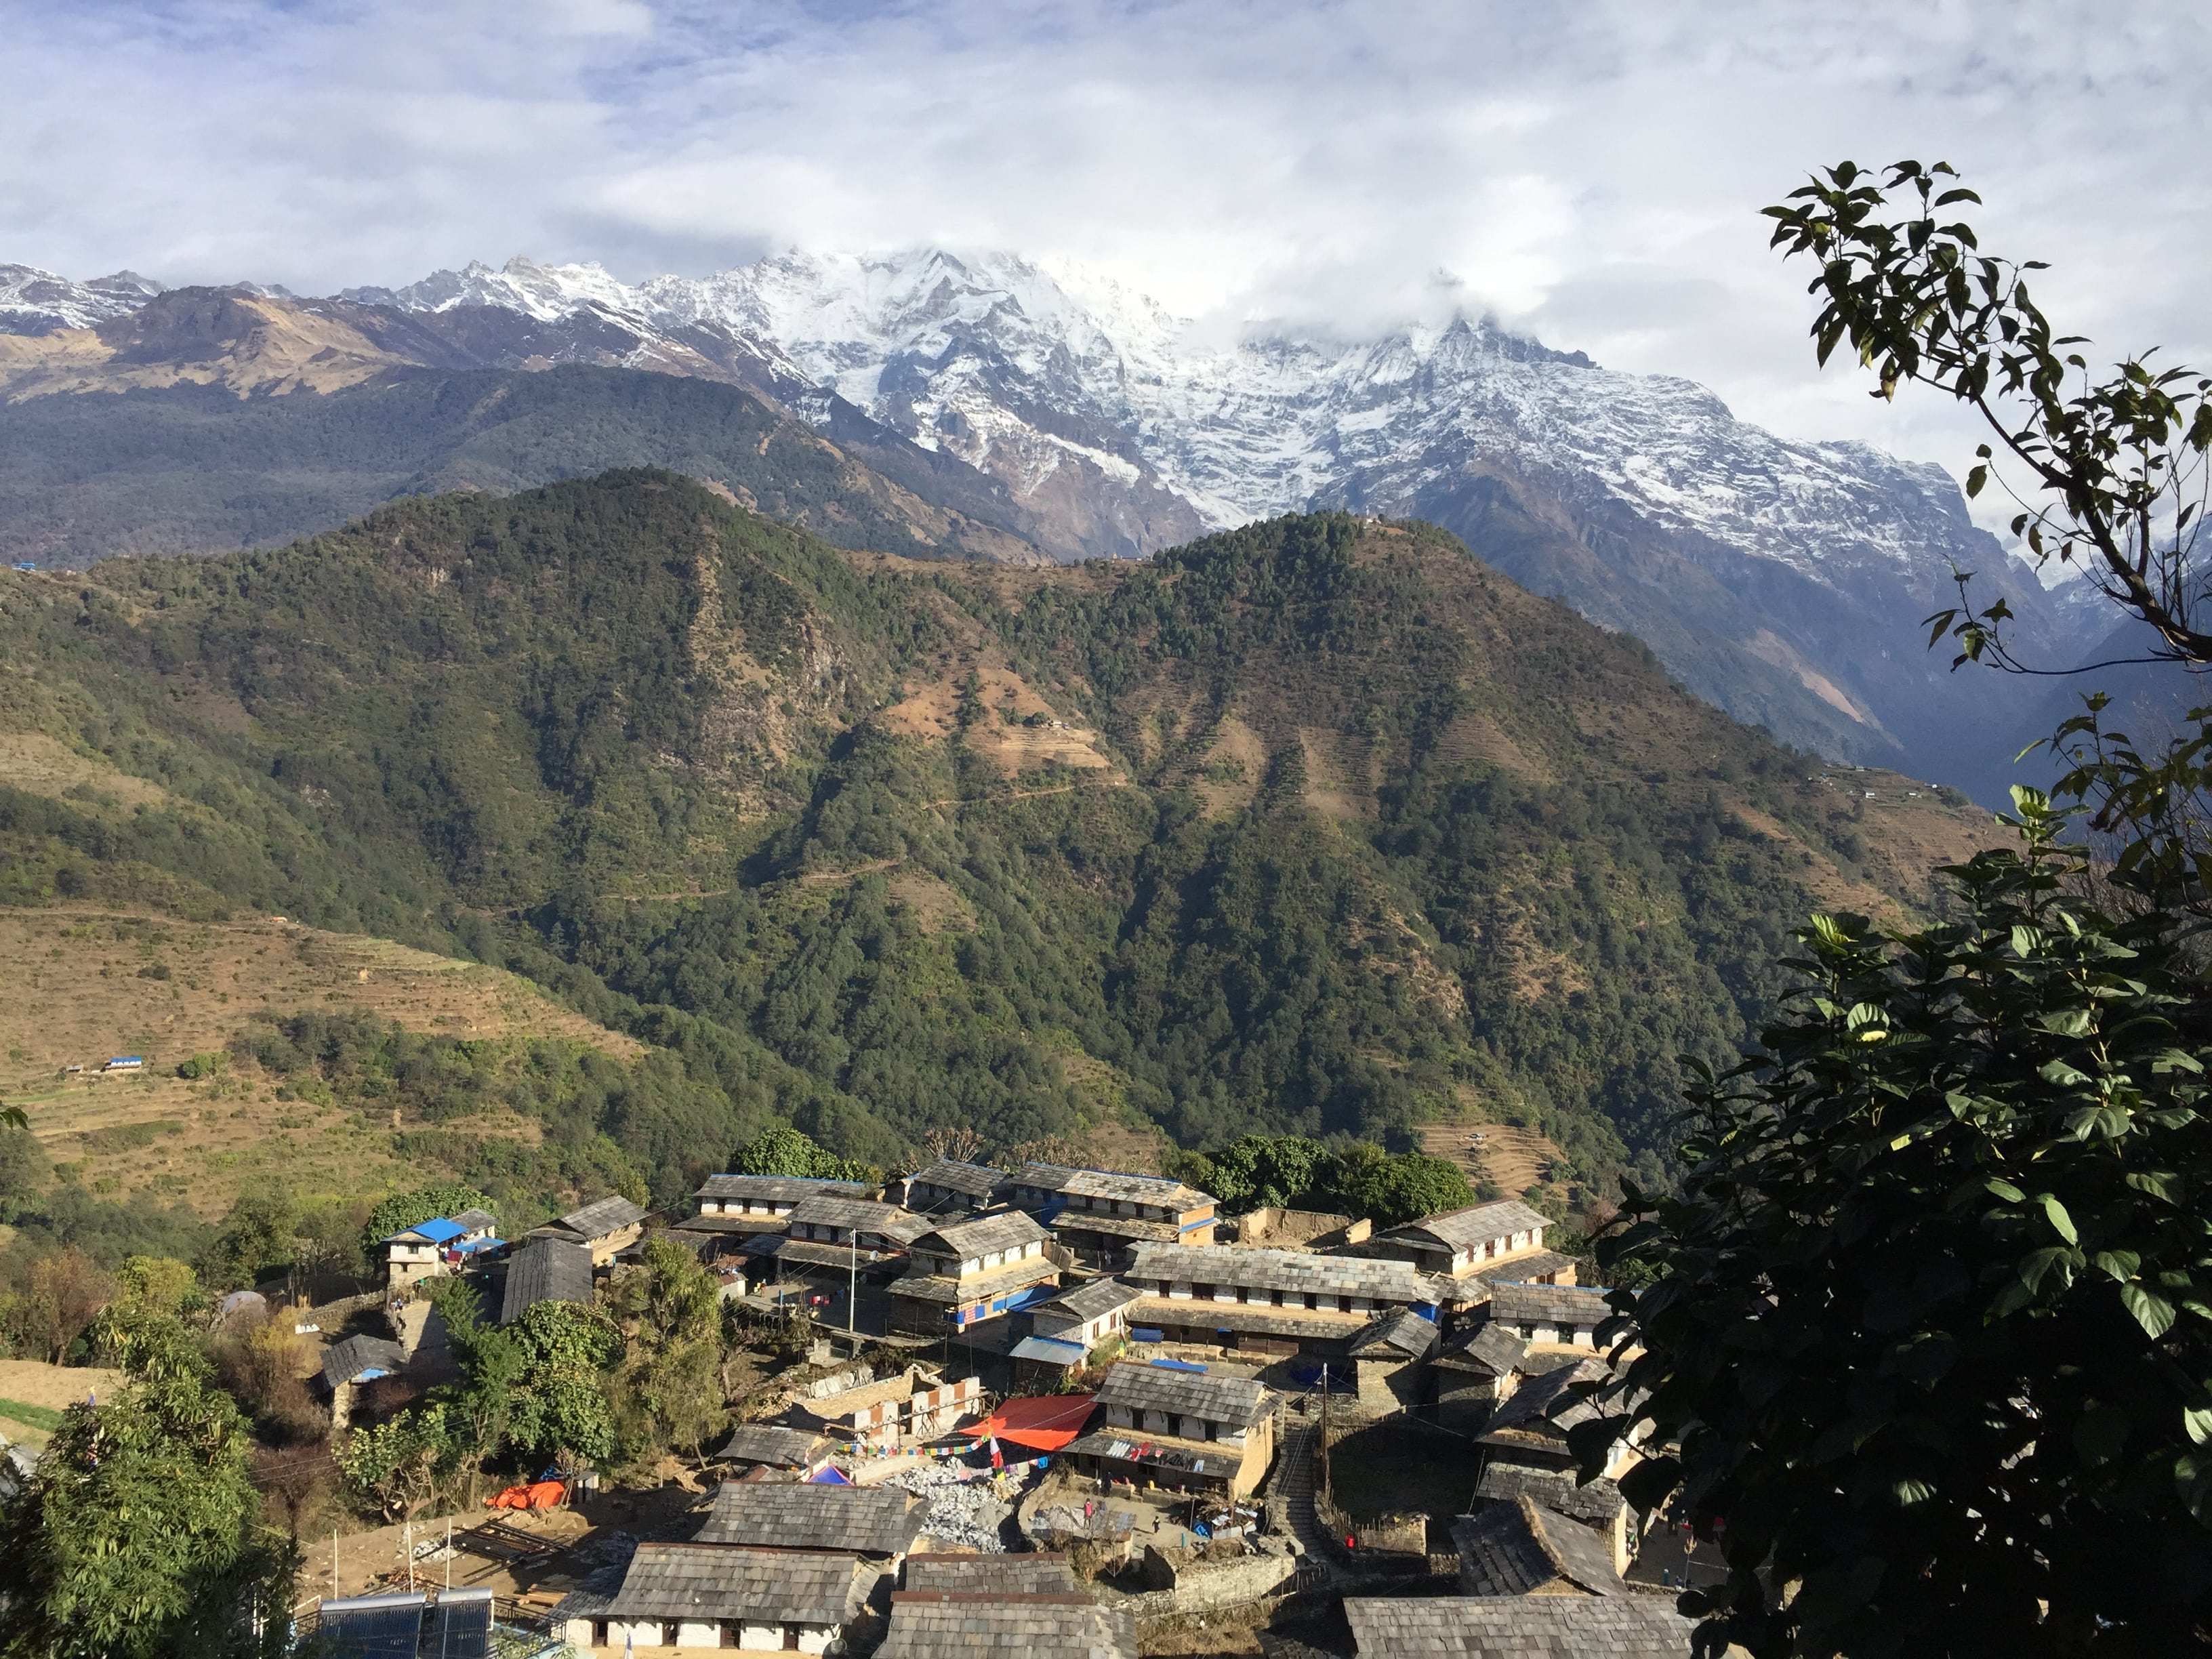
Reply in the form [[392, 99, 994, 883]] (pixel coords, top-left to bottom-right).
[[0, 472, 1997, 1222]]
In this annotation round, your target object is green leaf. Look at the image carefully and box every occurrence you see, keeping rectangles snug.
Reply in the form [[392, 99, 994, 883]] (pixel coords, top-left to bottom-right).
[[2039, 1192, 2078, 1245], [2184, 1402, 2212, 1448], [1984, 1178, 2025, 1203], [2093, 1250, 2142, 1284], [2122, 1282, 2178, 1339]]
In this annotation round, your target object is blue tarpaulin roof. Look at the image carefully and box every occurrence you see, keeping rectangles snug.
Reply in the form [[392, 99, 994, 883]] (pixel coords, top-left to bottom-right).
[[1149, 1357, 1208, 1373], [806, 1465, 853, 1485], [387, 1216, 468, 1245]]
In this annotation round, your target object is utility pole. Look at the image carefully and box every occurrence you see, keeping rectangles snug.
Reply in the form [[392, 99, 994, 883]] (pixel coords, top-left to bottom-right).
[[405, 1517, 414, 1593], [848, 1229, 859, 1339]]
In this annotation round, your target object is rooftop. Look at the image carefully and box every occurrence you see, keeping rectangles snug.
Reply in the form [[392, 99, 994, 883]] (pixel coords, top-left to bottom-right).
[[1033, 1277, 1144, 1323], [1348, 1309, 1440, 1360], [1462, 1250, 1582, 1292], [1481, 1357, 1607, 1437], [787, 1193, 928, 1236], [1490, 1282, 1619, 1328], [1384, 1200, 1553, 1252], [1473, 1463, 1626, 1524], [902, 1553, 1080, 1596], [1012, 1162, 1214, 1211], [1343, 1595, 1693, 1658], [697, 1173, 867, 1204], [499, 1237, 593, 1325], [448, 1207, 500, 1234], [695, 1479, 927, 1557], [321, 1334, 407, 1391], [1434, 1323, 1528, 1377], [554, 1195, 649, 1240], [1452, 1494, 1626, 1597], [890, 1256, 1062, 1306], [1093, 1359, 1269, 1428], [914, 1210, 1054, 1259], [1127, 1244, 1443, 1304], [715, 1424, 834, 1468], [903, 1158, 1007, 1200], [386, 1216, 468, 1246], [605, 1542, 867, 1627], [879, 1597, 1137, 1659]]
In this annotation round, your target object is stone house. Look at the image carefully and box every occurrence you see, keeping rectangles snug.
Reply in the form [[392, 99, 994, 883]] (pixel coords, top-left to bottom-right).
[[693, 1173, 869, 1235], [1122, 1244, 1446, 1359], [880, 1555, 1134, 1659], [320, 1334, 408, 1433], [770, 1194, 931, 1284], [499, 1237, 593, 1326], [531, 1195, 649, 1267], [1431, 1322, 1530, 1432], [1061, 1360, 1277, 1498], [563, 1542, 869, 1654], [1473, 1359, 1646, 1572], [1005, 1164, 1218, 1266], [1345, 1307, 1438, 1414], [1486, 1282, 1618, 1349], [694, 1479, 928, 1566], [885, 1211, 1062, 1334], [1011, 1275, 1143, 1382], [713, 1424, 838, 1481], [895, 1158, 1006, 1216]]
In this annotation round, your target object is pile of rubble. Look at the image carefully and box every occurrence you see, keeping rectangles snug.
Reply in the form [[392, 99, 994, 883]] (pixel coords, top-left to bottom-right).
[[880, 1459, 1029, 1553]]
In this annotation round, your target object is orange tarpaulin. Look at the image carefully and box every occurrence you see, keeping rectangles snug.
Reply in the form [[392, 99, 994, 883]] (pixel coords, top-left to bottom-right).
[[959, 1393, 1094, 1452], [486, 1480, 565, 1510]]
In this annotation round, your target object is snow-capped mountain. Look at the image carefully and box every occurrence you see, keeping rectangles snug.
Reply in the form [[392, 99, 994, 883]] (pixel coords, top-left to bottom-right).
[[0, 247, 2097, 794], [0, 264, 165, 335]]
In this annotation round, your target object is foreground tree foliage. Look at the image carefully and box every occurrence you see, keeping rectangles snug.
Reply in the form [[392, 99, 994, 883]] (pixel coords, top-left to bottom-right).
[[1581, 160, 2212, 1658], [0, 1309, 296, 1658]]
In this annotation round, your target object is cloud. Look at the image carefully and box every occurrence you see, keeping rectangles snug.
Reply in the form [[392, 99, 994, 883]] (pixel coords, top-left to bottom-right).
[[3, 0, 2207, 520]]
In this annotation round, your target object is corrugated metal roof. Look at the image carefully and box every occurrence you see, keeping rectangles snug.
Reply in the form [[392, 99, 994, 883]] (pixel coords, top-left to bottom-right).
[[695, 1479, 927, 1556], [1343, 1595, 1692, 1657], [1092, 1360, 1269, 1428], [499, 1237, 593, 1325], [604, 1542, 867, 1626], [387, 1216, 468, 1246]]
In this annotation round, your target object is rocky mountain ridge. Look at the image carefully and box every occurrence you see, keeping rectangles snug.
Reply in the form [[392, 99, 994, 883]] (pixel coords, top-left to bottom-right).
[[0, 251, 2103, 796]]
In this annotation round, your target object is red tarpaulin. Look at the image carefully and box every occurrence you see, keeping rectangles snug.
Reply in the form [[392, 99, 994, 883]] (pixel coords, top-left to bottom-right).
[[960, 1393, 1094, 1452]]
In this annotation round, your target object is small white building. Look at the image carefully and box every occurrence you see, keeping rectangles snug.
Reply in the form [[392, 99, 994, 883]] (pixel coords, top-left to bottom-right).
[[562, 1542, 869, 1654]]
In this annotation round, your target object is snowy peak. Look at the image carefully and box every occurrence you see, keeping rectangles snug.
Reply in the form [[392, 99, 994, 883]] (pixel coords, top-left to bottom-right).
[[0, 263, 167, 335], [340, 255, 642, 324]]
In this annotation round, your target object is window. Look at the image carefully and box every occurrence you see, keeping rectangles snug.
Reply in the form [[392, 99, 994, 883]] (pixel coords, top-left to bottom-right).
[[1194, 1284, 1214, 1301]]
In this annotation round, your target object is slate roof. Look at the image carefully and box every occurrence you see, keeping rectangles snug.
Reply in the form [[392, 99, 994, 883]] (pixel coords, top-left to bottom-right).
[[1473, 1462, 1626, 1524], [903, 1553, 1080, 1595], [448, 1208, 500, 1235], [321, 1334, 408, 1390], [1460, 1250, 1582, 1292], [880, 1597, 1138, 1659], [499, 1238, 593, 1325], [1348, 1309, 1440, 1361], [1385, 1200, 1553, 1252], [1127, 1244, 1441, 1304], [1343, 1596, 1692, 1658], [1490, 1282, 1617, 1329], [697, 1173, 867, 1204], [787, 1193, 925, 1235], [903, 1159, 1008, 1201], [1012, 1163, 1214, 1210], [1049, 1212, 1183, 1244], [1434, 1323, 1530, 1377], [1093, 1360, 1269, 1428], [716, 1424, 834, 1468], [1452, 1495, 1626, 1597], [605, 1542, 867, 1626], [914, 1210, 1054, 1259], [889, 1256, 1062, 1307], [549, 1195, 649, 1241], [695, 1479, 927, 1556], [1481, 1358, 1605, 1437], [1033, 1277, 1144, 1323]]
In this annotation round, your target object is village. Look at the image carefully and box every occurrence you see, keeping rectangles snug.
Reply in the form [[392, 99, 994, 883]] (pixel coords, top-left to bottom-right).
[[285, 1152, 1717, 1658]]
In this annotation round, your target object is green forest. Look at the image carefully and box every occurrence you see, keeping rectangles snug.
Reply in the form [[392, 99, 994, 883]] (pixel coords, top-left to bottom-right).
[[0, 472, 1987, 1230]]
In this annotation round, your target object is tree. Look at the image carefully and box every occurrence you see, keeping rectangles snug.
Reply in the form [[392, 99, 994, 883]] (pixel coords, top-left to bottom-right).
[[199, 1190, 297, 1293], [334, 1407, 453, 1524], [610, 1239, 728, 1465], [729, 1125, 866, 1183], [0, 1121, 49, 1199], [1318, 1147, 1473, 1228], [22, 1247, 115, 1364], [112, 1256, 198, 1319], [1572, 165, 2212, 1658], [424, 1277, 525, 1502], [505, 1300, 621, 1466], [0, 1309, 296, 1658], [1764, 159, 2212, 673]]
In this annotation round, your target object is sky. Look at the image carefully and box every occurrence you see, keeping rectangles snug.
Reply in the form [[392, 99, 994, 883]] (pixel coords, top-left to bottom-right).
[[5, 1, 2207, 531]]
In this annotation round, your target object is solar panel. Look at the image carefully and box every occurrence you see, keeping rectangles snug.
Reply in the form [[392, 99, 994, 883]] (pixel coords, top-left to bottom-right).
[[314, 1592, 427, 1659], [420, 1588, 493, 1659]]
